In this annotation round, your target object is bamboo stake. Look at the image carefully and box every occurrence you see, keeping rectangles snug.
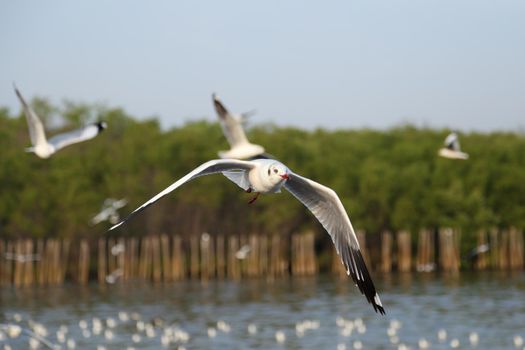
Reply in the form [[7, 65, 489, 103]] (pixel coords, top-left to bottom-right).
[[489, 228, 499, 269], [13, 240, 23, 287], [98, 238, 106, 284], [258, 235, 268, 277], [36, 239, 44, 285], [78, 239, 89, 285], [60, 239, 70, 284], [216, 235, 225, 279], [130, 238, 138, 279], [24, 239, 34, 286], [228, 235, 240, 280], [499, 230, 509, 270], [416, 229, 435, 272], [380, 231, 392, 273], [200, 233, 210, 281], [248, 234, 259, 277], [171, 235, 185, 280], [397, 231, 412, 272], [160, 235, 171, 282], [107, 238, 116, 278], [474, 230, 488, 270], [0, 240, 4, 286], [190, 235, 199, 279], [509, 228, 524, 270], [151, 236, 162, 283]]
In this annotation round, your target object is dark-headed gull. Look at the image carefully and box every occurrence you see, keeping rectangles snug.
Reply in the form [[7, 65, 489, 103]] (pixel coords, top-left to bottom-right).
[[212, 94, 266, 159], [438, 132, 469, 160], [14, 85, 107, 159], [110, 158, 385, 314]]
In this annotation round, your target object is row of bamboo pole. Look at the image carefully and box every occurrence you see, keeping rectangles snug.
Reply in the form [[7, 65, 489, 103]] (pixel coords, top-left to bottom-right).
[[1, 228, 523, 286], [331, 228, 524, 275]]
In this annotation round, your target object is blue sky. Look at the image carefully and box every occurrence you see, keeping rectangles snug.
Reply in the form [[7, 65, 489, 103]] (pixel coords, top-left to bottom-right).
[[1, 0, 524, 131]]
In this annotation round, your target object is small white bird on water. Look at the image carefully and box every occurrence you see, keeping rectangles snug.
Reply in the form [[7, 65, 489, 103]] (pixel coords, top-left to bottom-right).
[[438, 132, 469, 160], [110, 158, 385, 314], [212, 94, 266, 160], [14, 85, 107, 159]]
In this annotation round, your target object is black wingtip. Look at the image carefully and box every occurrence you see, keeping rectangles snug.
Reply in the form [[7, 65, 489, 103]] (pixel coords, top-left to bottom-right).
[[13, 83, 23, 100], [212, 94, 228, 119], [351, 248, 386, 315]]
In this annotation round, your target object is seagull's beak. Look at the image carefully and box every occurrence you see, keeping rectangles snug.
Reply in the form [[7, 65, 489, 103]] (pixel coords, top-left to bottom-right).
[[280, 173, 289, 180]]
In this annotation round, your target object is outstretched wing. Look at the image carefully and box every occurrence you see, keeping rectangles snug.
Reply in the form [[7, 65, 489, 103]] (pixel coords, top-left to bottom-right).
[[48, 122, 105, 151], [284, 173, 385, 314], [109, 159, 255, 231], [14, 85, 48, 147], [212, 93, 250, 148]]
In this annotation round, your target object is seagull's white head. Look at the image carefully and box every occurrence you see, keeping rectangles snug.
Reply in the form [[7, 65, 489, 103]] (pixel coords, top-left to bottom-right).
[[266, 162, 290, 183]]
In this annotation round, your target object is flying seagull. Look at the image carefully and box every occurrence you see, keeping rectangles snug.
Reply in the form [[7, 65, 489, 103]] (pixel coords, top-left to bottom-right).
[[212, 94, 268, 160], [235, 245, 251, 260], [90, 198, 128, 225], [110, 158, 385, 314], [438, 132, 469, 160], [14, 85, 107, 159]]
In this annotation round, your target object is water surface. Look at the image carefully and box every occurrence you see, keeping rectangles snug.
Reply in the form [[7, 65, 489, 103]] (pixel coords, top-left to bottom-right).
[[1, 272, 524, 349]]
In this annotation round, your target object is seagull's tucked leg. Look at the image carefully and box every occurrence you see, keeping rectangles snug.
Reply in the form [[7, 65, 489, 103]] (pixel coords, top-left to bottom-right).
[[248, 192, 260, 204], [246, 188, 252, 193]]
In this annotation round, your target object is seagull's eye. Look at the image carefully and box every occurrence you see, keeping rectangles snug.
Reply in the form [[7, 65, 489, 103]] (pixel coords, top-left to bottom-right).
[[273, 169, 278, 174], [267, 169, 271, 176]]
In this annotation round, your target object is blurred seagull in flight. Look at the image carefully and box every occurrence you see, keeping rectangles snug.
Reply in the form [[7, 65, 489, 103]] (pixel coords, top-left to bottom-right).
[[438, 132, 469, 160], [4, 252, 40, 263], [90, 198, 128, 225], [212, 94, 267, 160], [105, 268, 123, 284], [110, 158, 385, 314], [235, 245, 251, 260], [14, 85, 107, 159]]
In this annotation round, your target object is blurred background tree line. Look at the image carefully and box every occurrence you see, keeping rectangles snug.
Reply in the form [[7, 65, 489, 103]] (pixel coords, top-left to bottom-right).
[[1, 98, 524, 247]]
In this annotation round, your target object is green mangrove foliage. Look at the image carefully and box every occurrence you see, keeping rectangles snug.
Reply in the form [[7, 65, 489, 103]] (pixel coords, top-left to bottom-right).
[[1, 100, 524, 246]]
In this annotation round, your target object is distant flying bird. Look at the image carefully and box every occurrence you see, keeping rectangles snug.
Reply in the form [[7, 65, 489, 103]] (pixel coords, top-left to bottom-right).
[[105, 268, 123, 284], [90, 198, 128, 225], [110, 158, 385, 314], [14, 85, 107, 159], [438, 132, 469, 160], [235, 245, 251, 260], [4, 252, 40, 263], [467, 243, 489, 261], [110, 242, 125, 256], [212, 94, 266, 159]]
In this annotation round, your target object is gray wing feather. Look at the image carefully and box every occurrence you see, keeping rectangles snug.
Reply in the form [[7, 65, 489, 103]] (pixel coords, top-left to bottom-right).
[[284, 173, 385, 314], [222, 171, 251, 191], [212, 94, 250, 147], [48, 124, 100, 151], [109, 159, 255, 231]]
